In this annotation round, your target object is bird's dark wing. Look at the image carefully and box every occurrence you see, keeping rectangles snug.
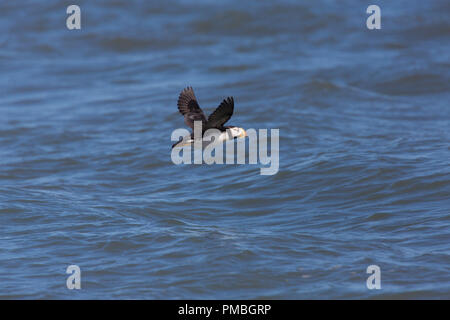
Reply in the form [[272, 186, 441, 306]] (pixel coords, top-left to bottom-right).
[[177, 87, 207, 130], [206, 97, 234, 129]]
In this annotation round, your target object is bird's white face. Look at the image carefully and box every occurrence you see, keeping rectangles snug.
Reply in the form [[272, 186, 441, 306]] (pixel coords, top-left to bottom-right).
[[228, 127, 247, 139]]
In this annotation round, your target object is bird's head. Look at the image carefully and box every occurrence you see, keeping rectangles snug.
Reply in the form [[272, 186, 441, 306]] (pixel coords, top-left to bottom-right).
[[228, 127, 247, 139]]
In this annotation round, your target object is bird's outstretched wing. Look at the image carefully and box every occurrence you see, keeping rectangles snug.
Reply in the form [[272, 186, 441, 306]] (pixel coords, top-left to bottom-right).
[[206, 97, 234, 129], [177, 87, 207, 130]]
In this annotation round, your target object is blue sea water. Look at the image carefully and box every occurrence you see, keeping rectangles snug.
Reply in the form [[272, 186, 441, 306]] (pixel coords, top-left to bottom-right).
[[0, 0, 449, 299]]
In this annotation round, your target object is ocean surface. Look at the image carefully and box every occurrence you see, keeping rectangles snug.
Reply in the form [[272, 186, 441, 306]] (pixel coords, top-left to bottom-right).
[[0, 0, 449, 299]]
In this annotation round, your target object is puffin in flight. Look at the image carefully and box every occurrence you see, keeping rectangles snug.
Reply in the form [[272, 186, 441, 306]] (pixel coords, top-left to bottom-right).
[[172, 87, 246, 148]]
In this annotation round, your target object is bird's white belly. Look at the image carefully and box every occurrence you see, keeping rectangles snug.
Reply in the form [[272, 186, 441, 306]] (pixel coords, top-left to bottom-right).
[[179, 130, 230, 147]]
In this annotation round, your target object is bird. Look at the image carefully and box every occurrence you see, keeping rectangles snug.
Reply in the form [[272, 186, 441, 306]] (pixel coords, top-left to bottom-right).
[[172, 87, 246, 148]]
